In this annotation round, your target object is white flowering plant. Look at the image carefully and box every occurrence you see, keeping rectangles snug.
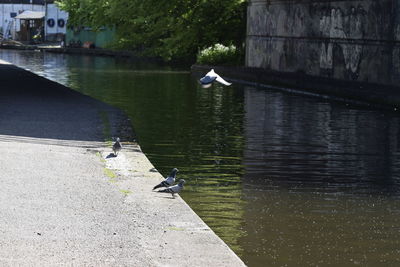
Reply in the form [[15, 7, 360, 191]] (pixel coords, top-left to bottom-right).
[[196, 44, 242, 65]]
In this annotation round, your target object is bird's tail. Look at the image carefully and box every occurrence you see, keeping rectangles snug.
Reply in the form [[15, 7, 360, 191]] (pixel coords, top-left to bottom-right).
[[158, 188, 173, 194], [153, 181, 168, 190], [153, 183, 163, 190]]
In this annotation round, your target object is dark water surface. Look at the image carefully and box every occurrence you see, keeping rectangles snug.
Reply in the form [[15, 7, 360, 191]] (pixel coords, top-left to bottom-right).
[[2, 50, 400, 266]]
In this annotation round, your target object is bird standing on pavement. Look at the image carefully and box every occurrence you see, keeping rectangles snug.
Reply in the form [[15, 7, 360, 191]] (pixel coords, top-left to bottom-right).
[[112, 137, 122, 156], [199, 69, 232, 88], [153, 168, 179, 190], [158, 179, 185, 198]]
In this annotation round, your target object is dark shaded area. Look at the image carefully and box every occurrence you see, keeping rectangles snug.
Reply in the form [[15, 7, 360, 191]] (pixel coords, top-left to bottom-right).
[[106, 153, 117, 159], [241, 86, 400, 196], [0, 62, 127, 142]]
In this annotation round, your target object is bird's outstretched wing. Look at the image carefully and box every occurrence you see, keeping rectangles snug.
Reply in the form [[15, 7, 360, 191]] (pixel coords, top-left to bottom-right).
[[215, 75, 232, 86], [199, 69, 232, 86]]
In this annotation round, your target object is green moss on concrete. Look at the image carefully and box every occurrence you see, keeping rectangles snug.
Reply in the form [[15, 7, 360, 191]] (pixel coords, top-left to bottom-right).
[[96, 152, 106, 163], [104, 168, 117, 179], [120, 189, 132, 195]]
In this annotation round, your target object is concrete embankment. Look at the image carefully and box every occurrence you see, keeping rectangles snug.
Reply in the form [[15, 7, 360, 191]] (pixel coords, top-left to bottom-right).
[[42, 47, 136, 58], [192, 64, 400, 110], [0, 60, 245, 266]]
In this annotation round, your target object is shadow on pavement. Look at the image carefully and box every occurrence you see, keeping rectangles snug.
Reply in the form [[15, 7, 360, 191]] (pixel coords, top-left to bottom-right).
[[0, 63, 129, 144]]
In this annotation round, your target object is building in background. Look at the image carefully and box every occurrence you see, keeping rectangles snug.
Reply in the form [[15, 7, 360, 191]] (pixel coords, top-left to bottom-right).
[[15, 9, 45, 42], [44, 0, 67, 42], [0, 0, 67, 43]]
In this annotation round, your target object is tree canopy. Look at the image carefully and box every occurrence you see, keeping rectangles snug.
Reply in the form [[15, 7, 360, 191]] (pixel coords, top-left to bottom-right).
[[56, 0, 247, 62]]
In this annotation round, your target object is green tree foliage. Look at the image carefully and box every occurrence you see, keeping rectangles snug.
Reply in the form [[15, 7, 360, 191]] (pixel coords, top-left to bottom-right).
[[56, 0, 247, 62]]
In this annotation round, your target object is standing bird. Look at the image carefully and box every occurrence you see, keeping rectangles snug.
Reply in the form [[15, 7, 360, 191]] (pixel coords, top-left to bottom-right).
[[153, 168, 179, 190], [112, 137, 122, 156], [158, 179, 185, 198], [199, 69, 232, 88]]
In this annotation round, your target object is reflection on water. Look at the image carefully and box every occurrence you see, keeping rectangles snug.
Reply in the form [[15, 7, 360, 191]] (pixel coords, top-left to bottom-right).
[[243, 87, 400, 195], [2, 50, 400, 266], [242, 88, 400, 265]]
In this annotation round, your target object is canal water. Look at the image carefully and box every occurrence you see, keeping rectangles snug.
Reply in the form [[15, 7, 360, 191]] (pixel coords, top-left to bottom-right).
[[1, 50, 400, 266]]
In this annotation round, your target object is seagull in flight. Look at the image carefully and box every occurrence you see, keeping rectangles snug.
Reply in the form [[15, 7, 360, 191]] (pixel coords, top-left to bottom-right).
[[153, 168, 179, 190], [112, 137, 122, 156], [157, 179, 185, 198], [199, 69, 232, 88]]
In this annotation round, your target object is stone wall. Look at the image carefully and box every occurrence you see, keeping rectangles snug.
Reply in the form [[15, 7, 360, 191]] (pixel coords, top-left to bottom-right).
[[246, 0, 400, 87]]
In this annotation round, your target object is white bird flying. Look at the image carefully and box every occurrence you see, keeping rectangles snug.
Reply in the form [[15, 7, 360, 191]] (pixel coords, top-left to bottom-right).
[[153, 168, 179, 190], [199, 69, 232, 87], [158, 179, 185, 198], [112, 137, 122, 156]]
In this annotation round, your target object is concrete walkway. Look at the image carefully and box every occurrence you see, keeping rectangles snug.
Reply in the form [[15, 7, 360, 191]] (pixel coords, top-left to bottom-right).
[[0, 61, 245, 266]]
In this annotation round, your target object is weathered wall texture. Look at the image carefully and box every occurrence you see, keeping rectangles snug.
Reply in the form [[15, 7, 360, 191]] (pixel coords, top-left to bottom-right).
[[246, 0, 400, 87]]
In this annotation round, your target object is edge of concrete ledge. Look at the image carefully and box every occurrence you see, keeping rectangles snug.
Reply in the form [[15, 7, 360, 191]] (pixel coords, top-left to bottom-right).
[[102, 92, 247, 266], [103, 143, 247, 266], [1, 59, 246, 266]]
